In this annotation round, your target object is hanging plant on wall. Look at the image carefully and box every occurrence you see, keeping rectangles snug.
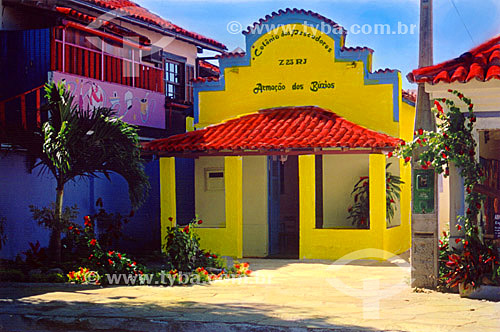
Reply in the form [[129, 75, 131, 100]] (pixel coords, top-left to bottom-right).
[[394, 90, 499, 290], [347, 163, 403, 229]]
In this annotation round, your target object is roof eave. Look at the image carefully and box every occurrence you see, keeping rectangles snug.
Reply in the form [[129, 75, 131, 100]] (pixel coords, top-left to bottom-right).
[[65, 0, 227, 52], [142, 146, 396, 158]]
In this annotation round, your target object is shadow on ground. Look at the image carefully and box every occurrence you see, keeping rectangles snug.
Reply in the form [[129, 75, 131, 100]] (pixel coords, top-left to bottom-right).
[[0, 296, 398, 331]]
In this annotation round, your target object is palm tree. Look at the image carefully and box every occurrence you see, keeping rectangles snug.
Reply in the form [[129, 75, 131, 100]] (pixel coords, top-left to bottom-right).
[[3, 82, 150, 262]]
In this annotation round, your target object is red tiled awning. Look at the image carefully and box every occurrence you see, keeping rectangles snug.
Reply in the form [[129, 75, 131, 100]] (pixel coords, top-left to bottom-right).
[[143, 106, 402, 157], [408, 34, 500, 84]]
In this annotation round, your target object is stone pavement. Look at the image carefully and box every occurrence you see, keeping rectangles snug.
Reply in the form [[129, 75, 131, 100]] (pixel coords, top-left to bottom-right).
[[1, 257, 499, 331]]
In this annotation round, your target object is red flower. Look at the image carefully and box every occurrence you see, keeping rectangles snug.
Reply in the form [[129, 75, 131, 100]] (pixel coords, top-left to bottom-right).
[[390, 199, 395, 203], [183, 226, 190, 233], [443, 133, 448, 139], [467, 208, 471, 214], [442, 152, 447, 159], [117, 253, 122, 259], [245, 270, 252, 275], [457, 225, 462, 231], [212, 254, 217, 258], [418, 128, 424, 135], [205, 253, 211, 258], [235, 264, 240, 269], [458, 93, 463, 99], [466, 187, 471, 193], [401, 141, 406, 146], [108, 259, 114, 265], [476, 203, 481, 209], [470, 116, 476, 123], [243, 262, 249, 268], [455, 238, 461, 244], [469, 104, 474, 110], [68, 226, 73, 230], [108, 251, 114, 256], [198, 220, 203, 224], [404, 156, 411, 163], [447, 89, 453, 93], [89, 239, 97, 246], [168, 217, 173, 221], [84, 215, 90, 223], [387, 152, 393, 158]]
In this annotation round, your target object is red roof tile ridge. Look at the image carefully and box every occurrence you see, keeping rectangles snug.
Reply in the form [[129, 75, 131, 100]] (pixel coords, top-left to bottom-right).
[[341, 46, 374, 53], [192, 76, 220, 83], [215, 52, 246, 59]]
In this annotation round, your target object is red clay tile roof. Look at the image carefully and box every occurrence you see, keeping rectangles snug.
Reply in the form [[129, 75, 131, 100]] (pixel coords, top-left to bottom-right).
[[192, 76, 220, 83], [80, 0, 226, 50], [143, 106, 401, 155], [198, 59, 220, 74], [408, 34, 500, 84], [402, 90, 417, 103], [55, 6, 151, 45]]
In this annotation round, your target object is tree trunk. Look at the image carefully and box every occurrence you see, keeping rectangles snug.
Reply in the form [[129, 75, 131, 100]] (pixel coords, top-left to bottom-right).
[[50, 185, 64, 263]]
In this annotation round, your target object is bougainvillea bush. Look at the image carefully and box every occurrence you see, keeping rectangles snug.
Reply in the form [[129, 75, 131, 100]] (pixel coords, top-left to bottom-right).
[[347, 163, 403, 228], [66, 215, 252, 286], [394, 90, 499, 290], [65, 215, 147, 284]]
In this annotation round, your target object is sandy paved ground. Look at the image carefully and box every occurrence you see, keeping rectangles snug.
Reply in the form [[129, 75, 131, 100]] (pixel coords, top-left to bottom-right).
[[1, 258, 499, 331]]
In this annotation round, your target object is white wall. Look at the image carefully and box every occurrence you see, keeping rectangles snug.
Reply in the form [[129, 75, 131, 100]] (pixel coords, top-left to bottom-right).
[[322, 154, 370, 228], [195, 157, 226, 227], [242, 156, 268, 257]]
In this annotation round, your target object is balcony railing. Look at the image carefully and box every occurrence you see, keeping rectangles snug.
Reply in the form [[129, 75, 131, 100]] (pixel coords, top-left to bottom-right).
[[51, 27, 164, 93]]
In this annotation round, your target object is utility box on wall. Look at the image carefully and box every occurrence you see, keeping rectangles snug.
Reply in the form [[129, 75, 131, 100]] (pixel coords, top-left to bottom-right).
[[205, 168, 224, 191], [413, 169, 435, 214]]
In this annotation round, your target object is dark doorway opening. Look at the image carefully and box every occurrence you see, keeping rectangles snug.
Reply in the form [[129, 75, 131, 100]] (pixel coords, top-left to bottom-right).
[[268, 155, 299, 258]]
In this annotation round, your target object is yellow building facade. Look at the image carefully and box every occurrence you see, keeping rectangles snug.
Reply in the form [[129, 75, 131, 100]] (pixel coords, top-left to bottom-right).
[[145, 9, 416, 260]]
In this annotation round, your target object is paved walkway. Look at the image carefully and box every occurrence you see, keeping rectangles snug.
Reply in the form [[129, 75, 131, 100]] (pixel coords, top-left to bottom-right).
[[1, 257, 499, 331]]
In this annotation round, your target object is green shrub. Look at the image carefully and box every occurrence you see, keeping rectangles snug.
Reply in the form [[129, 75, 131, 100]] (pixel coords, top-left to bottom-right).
[[163, 217, 225, 272]]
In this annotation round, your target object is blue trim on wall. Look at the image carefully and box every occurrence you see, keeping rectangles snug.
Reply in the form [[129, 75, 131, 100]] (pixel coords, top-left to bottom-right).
[[472, 111, 500, 118], [193, 12, 401, 124]]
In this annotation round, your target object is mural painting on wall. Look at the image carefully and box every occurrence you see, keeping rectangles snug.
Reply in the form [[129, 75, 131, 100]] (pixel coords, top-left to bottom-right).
[[51, 71, 165, 129]]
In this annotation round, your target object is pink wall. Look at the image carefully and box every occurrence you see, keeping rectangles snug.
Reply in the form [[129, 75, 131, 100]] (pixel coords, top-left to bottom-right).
[[51, 71, 166, 129]]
